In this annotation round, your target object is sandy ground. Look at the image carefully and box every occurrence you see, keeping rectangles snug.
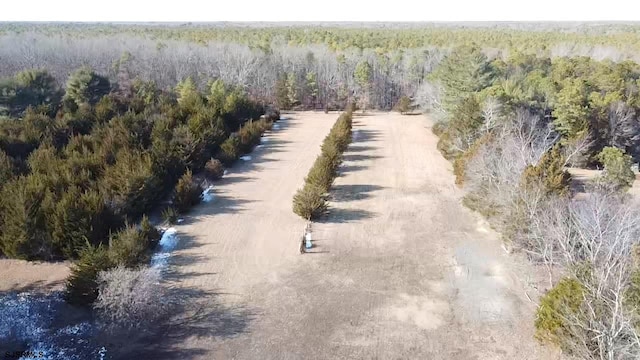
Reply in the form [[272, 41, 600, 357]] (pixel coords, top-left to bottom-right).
[[161, 111, 559, 359], [568, 167, 640, 197], [0, 259, 69, 293]]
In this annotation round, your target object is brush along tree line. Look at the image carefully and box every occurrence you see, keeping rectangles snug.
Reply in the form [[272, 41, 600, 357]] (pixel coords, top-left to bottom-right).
[[293, 109, 353, 220], [424, 46, 640, 358]]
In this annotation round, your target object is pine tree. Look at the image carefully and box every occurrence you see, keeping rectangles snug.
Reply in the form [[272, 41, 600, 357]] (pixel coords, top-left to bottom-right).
[[64, 67, 111, 111], [552, 79, 590, 142], [521, 145, 572, 196], [64, 244, 113, 306], [173, 170, 202, 213]]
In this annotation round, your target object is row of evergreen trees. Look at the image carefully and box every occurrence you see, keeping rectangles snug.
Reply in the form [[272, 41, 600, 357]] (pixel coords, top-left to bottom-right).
[[293, 109, 353, 220], [0, 68, 268, 261]]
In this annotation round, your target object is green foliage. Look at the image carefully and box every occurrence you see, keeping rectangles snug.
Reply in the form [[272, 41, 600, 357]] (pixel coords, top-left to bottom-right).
[[293, 112, 352, 220], [48, 187, 111, 259], [172, 170, 202, 214], [238, 119, 270, 154], [108, 224, 153, 267], [438, 95, 484, 159], [140, 215, 160, 249], [304, 71, 319, 108], [0, 149, 14, 186], [431, 46, 494, 114], [0, 69, 61, 116], [217, 135, 241, 166], [204, 158, 225, 180], [535, 278, 585, 347], [552, 79, 590, 142], [94, 95, 117, 124], [275, 74, 291, 110], [626, 269, 640, 318], [595, 146, 635, 191], [521, 146, 572, 196], [175, 77, 203, 111], [306, 155, 339, 194], [286, 72, 298, 108], [292, 184, 328, 220], [63, 67, 110, 111], [354, 61, 373, 89], [0, 73, 265, 263], [0, 175, 52, 259], [161, 206, 178, 225], [64, 243, 113, 306], [452, 133, 493, 186]]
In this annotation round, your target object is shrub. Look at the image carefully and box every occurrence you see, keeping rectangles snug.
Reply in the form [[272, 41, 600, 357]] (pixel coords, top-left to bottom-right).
[[204, 158, 225, 180], [0, 175, 51, 260], [595, 146, 635, 191], [535, 277, 585, 346], [48, 187, 112, 259], [140, 215, 160, 249], [217, 136, 241, 166], [521, 145, 572, 196], [347, 101, 357, 114], [64, 244, 113, 306], [161, 206, 178, 225], [0, 150, 14, 187], [108, 224, 153, 267], [173, 170, 202, 213], [306, 155, 338, 193], [94, 265, 169, 331], [238, 120, 265, 153], [264, 106, 280, 122], [394, 96, 412, 114], [293, 185, 328, 220]]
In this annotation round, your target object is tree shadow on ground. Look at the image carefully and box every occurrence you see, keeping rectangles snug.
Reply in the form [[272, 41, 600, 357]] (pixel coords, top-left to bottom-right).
[[319, 208, 376, 224], [351, 129, 382, 143], [343, 154, 382, 162], [268, 116, 296, 132], [330, 184, 385, 202], [346, 145, 376, 153], [104, 284, 255, 360], [338, 165, 368, 175], [1, 279, 66, 295]]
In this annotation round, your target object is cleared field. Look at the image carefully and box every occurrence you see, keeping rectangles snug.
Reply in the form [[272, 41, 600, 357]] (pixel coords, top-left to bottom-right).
[[161, 112, 558, 359]]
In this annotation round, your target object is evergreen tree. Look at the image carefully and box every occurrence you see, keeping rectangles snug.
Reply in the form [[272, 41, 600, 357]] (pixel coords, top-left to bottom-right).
[[552, 79, 590, 142], [521, 145, 572, 196], [63, 67, 111, 111], [431, 45, 494, 114], [64, 244, 113, 306]]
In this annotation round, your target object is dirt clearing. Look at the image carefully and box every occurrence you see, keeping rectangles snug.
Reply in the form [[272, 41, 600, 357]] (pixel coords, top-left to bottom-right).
[[0, 259, 69, 293], [162, 112, 559, 359]]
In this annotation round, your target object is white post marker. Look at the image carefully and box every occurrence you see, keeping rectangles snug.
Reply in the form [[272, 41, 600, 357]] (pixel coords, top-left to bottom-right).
[[305, 231, 312, 249]]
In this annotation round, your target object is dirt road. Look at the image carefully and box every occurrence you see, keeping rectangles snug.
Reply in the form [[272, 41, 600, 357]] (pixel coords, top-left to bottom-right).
[[166, 112, 558, 359]]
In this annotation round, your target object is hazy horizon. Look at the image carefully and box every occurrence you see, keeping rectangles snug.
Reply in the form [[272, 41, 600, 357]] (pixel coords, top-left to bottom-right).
[[3, 0, 640, 22]]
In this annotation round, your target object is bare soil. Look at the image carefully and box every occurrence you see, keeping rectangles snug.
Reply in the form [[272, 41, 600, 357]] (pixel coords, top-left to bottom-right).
[[0, 259, 69, 293], [161, 112, 559, 359]]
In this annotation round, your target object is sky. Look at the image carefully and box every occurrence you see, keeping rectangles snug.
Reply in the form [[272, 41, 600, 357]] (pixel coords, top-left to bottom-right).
[[1, 0, 640, 22]]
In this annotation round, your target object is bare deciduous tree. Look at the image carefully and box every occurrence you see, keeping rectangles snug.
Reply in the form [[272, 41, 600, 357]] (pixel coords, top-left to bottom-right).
[[527, 193, 640, 359]]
